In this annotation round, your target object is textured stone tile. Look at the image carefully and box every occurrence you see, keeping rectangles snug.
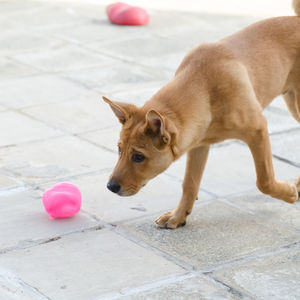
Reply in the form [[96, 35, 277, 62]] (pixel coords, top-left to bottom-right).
[[158, 28, 225, 49], [11, 6, 85, 29], [121, 201, 299, 269], [0, 230, 185, 299], [0, 111, 61, 147], [0, 173, 21, 190], [0, 189, 97, 250], [166, 143, 300, 196], [154, 11, 257, 38], [263, 107, 299, 134], [270, 130, 300, 167], [0, 31, 64, 55], [118, 274, 238, 300], [227, 190, 300, 231], [0, 136, 116, 184], [42, 18, 149, 43], [153, 14, 258, 51], [12, 45, 114, 72], [0, 18, 24, 35], [89, 35, 189, 71], [0, 104, 8, 112], [0, 58, 39, 80], [0, 0, 43, 15], [56, 2, 108, 20], [0, 74, 91, 109], [63, 63, 162, 94], [0, 271, 42, 300], [269, 95, 289, 111], [112, 81, 168, 105], [78, 127, 120, 153], [41, 172, 212, 224], [23, 95, 116, 134], [212, 247, 300, 300], [145, 10, 208, 36]]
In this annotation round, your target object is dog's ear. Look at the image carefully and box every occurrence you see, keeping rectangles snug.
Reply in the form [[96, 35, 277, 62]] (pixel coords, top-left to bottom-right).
[[144, 109, 178, 153], [103, 96, 135, 124]]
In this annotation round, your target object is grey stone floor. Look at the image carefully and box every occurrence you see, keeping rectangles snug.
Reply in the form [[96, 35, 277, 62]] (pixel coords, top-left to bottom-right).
[[0, 1, 299, 299]]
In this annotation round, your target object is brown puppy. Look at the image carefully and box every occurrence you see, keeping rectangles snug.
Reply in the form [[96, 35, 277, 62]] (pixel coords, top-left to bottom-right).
[[104, 0, 300, 229]]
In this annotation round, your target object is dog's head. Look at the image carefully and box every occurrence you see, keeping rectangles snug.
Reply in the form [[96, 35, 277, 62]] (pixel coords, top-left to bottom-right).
[[103, 96, 178, 196]]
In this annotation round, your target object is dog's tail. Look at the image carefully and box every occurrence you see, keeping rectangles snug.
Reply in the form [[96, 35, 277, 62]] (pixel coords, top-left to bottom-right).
[[293, 0, 300, 16]]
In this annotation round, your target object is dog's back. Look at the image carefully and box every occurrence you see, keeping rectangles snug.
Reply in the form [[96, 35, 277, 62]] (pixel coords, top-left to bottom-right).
[[221, 16, 300, 107], [176, 3, 300, 110]]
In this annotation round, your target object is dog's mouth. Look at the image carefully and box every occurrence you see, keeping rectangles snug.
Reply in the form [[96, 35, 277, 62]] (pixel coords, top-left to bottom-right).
[[142, 181, 147, 187], [117, 181, 148, 197]]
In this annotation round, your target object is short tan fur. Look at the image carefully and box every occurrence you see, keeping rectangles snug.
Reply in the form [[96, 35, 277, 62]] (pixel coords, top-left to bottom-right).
[[104, 0, 300, 229]]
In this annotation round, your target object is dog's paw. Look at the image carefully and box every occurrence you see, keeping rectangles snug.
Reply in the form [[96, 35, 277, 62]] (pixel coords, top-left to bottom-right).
[[155, 211, 187, 229]]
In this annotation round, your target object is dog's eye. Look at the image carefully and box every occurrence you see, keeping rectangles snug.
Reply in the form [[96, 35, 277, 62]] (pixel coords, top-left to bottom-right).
[[118, 146, 121, 155], [132, 153, 145, 163]]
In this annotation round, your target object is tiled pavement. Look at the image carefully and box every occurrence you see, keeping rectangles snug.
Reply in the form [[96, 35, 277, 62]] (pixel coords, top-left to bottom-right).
[[0, 1, 299, 299]]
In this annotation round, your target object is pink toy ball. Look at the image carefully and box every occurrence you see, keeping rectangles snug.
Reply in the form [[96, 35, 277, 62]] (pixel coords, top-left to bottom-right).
[[107, 2, 149, 26], [42, 182, 81, 219]]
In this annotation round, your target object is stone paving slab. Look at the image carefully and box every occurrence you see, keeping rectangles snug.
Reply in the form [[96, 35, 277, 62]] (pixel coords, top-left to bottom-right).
[[0, 0, 43, 15], [62, 9, 213, 44], [10, 5, 87, 29], [270, 95, 289, 111], [0, 111, 62, 147], [141, 10, 213, 36], [0, 104, 8, 112], [0, 230, 185, 299], [116, 274, 239, 300], [227, 190, 300, 231], [0, 18, 24, 35], [0, 136, 116, 184], [63, 62, 163, 94], [263, 107, 299, 134], [270, 129, 300, 167], [0, 31, 65, 55], [41, 18, 150, 44], [88, 35, 189, 72], [211, 246, 300, 300], [0, 174, 21, 191], [79, 127, 120, 153], [112, 82, 169, 105], [39, 172, 213, 224], [52, 2, 111, 21], [11, 45, 116, 73], [22, 95, 117, 134], [120, 201, 299, 270], [0, 58, 40, 80], [154, 14, 258, 52], [0, 189, 97, 250], [0, 271, 45, 300], [0, 74, 92, 109], [166, 142, 300, 196]]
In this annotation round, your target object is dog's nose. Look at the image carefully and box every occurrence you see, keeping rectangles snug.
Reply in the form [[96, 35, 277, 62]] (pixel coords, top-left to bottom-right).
[[107, 181, 121, 193]]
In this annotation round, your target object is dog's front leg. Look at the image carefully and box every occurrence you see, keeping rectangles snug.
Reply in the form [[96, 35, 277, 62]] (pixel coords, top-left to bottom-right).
[[156, 145, 210, 229]]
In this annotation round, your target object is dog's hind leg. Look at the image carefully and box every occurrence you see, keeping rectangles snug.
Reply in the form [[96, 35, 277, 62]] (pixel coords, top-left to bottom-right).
[[156, 145, 210, 229], [246, 115, 299, 203]]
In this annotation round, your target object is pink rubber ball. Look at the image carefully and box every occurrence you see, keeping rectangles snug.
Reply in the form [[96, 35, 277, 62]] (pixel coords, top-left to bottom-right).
[[42, 182, 81, 219], [107, 2, 149, 26]]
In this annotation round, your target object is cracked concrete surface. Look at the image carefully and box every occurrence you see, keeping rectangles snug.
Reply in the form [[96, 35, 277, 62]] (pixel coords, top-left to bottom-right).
[[0, 0, 299, 299]]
